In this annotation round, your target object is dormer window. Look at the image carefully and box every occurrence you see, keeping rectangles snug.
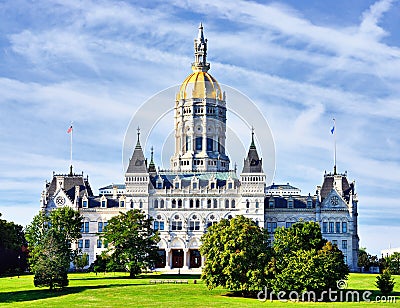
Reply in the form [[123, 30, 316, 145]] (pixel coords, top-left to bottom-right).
[[307, 196, 312, 209], [82, 199, 88, 208], [288, 196, 293, 209], [120, 200, 125, 208], [269, 196, 275, 208]]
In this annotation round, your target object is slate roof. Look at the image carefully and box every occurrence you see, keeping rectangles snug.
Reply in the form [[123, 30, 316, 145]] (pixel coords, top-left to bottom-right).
[[320, 172, 351, 201], [242, 133, 263, 173], [126, 135, 148, 174], [150, 170, 239, 189], [80, 197, 120, 209], [46, 173, 93, 200], [264, 196, 315, 209], [266, 183, 299, 190]]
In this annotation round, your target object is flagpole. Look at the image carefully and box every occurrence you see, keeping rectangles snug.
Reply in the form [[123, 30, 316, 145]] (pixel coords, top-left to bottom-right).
[[333, 118, 336, 175], [70, 122, 73, 175]]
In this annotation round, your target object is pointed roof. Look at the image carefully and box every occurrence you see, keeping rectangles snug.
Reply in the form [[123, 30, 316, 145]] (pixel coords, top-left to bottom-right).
[[148, 146, 156, 173], [242, 128, 263, 173], [126, 127, 148, 174]]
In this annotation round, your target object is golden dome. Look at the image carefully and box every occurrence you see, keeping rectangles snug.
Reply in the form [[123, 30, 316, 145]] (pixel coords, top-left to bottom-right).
[[177, 71, 223, 100]]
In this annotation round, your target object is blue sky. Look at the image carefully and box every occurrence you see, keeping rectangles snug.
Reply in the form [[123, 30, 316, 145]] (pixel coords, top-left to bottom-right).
[[0, 0, 399, 256]]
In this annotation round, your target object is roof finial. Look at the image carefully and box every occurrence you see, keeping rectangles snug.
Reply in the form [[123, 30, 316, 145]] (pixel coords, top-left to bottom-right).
[[192, 23, 210, 72], [135, 126, 141, 149], [250, 126, 256, 149]]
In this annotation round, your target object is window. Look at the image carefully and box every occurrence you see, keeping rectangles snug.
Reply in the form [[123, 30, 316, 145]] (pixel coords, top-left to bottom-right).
[[336, 222, 341, 233], [83, 200, 88, 208], [103, 222, 108, 231], [342, 240, 347, 250], [269, 200, 274, 208], [286, 222, 295, 228], [207, 199, 211, 209], [130, 200, 134, 208], [83, 221, 89, 233], [178, 199, 183, 208], [120, 200, 125, 207], [213, 199, 218, 208], [159, 221, 164, 230], [84, 239, 90, 248], [160, 200, 165, 208], [154, 200, 159, 208], [288, 199, 293, 208], [210, 182, 215, 189], [157, 182, 163, 189], [172, 199, 176, 208], [192, 182, 197, 189], [307, 200, 312, 208], [101, 200, 106, 208], [322, 222, 328, 233], [154, 221, 159, 230], [344, 255, 347, 263], [342, 222, 347, 233], [207, 138, 213, 151], [97, 239, 102, 248], [231, 200, 235, 208], [98, 222, 103, 233], [267, 222, 277, 233], [175, 182, 180, 189], [255, 201, 259, 209], [246, 200, 250, 209], [186, 135, 192, 151], [195, 137, 202, 150], [171, 221, 182, 231], [104, 241, 108, 248], [189, 221, 200, 231], [332, 240, 338, 246], [195, 199, 200, 208], [78, 239, 83, 249], [329, 222, 334, 233], [139, 201, 143, 208], [228, 182, 233, 189], [189, 199, 194, 208], [225, 199, 229, 209]]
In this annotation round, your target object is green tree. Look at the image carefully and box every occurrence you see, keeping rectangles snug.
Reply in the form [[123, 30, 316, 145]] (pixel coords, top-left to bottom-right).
[[101, 209, 159, 278], [271, 221, 349, 294], [385, 252, 400, 275], [376, 269, 396, 296], [200, 215, 271, 296], [25, 207, 82, 289], [0, 213, 26, 275], [358, 247, 379, 272], [73, 253, 89, 272]]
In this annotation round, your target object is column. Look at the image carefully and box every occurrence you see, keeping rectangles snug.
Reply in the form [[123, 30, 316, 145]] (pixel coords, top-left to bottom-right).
[[183, 248, 189, 270], [165, 248, 171, 270]]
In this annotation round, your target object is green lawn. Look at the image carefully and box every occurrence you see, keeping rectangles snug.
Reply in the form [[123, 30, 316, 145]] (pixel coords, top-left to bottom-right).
[[0, 273, 399, 307]]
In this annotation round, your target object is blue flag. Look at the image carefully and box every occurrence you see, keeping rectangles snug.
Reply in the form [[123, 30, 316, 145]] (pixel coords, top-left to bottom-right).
[[331, 125, 335, 134]]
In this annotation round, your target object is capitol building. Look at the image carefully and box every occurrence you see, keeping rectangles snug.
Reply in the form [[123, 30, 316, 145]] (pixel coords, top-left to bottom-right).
[[40, 25, 359, 272]]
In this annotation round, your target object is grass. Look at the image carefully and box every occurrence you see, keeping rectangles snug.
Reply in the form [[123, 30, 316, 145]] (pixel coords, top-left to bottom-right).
[[0, 273, 399, 307]]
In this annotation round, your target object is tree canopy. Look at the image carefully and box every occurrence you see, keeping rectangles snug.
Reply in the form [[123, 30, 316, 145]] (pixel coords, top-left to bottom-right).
[[25, 207, 82, 289], [271, 221, 349, 294], [101, 209, 159, 277], [0, 213, 26, 275], [200, 215, 271, 295]]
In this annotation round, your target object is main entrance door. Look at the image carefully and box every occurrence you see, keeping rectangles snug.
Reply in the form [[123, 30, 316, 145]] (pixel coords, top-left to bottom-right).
[[155, 249, 166, 268], [190, 249, 201, 268], [172, 249, 184, 268]]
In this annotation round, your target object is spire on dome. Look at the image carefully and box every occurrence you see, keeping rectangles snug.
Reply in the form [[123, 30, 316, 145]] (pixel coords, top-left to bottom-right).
[[192, 23, 210, 72]]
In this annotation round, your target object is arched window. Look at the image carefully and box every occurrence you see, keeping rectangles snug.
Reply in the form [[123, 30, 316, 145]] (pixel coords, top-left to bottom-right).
[[231, 199, 236, 208], [196, 199, 200, 208], [206, 214, 218, 229], [160, 199, 165, 208], [154, 200, 159, 208], [154, 214, 165, 231], [207, 199, 212, 209], [225, 199, 229, 209], [213, 199, 218, 208], [172, 199, 177, 208], [171, 214, 183, 231], [190, 199, 194, 208], [178, 199, 183, 208], [246, 200, 250, 209], [188, 214, 201, 231]]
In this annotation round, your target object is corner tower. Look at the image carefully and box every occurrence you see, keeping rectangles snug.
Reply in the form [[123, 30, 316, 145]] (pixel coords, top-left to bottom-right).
[[171, 24, 230, 172]]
